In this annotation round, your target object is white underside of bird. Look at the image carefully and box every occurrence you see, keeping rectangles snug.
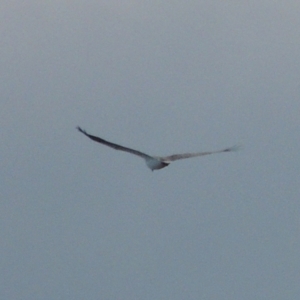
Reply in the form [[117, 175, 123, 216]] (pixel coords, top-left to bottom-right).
[[145, 157, 170, 170], [77, 126, 239, 171]]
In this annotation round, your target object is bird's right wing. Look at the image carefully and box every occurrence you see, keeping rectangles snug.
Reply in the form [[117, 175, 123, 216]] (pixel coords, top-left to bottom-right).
[[161, 145, 240, 162], [77, 127, 152, 159]]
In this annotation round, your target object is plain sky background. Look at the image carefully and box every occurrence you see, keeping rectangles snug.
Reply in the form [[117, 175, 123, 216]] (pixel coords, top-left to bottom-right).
[[1, 1, 300, 299]]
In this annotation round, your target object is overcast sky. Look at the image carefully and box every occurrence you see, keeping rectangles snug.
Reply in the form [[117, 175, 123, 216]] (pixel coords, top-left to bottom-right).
[[1, 1, 300, 299]]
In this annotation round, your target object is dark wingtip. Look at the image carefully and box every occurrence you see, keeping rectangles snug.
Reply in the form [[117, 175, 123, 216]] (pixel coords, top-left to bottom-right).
[[77, 126, 86, 134]]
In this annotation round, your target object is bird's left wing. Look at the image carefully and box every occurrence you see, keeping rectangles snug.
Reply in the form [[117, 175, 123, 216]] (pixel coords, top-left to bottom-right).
[[77, 126, 152, 159]]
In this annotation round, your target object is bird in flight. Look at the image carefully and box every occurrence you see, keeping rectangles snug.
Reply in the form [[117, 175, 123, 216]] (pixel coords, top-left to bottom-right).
[[77, 126, 239, 171]]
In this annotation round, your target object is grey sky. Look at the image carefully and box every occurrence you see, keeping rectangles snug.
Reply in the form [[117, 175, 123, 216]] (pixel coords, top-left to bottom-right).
[[1, 1, 300, 299]]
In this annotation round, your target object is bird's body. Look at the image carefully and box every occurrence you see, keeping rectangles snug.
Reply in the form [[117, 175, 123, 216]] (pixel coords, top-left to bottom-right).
[[145, 157, 170, 170], [77, 126, 239, 171]]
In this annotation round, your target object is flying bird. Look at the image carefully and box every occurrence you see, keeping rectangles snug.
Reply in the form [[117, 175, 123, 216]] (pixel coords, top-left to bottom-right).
[[77, 126, 239, 171]]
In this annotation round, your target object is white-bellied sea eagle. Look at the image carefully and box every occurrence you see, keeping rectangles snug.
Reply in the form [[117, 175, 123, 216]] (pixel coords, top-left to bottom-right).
[[77, 126, 239, 171]]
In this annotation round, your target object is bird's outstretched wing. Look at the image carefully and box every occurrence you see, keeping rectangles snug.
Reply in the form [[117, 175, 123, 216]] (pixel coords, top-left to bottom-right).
[[160, 145, 240, 162], [77, 127, 152, 159]]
